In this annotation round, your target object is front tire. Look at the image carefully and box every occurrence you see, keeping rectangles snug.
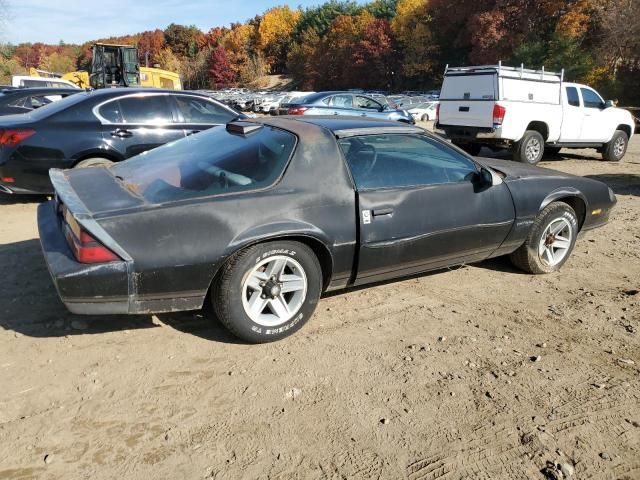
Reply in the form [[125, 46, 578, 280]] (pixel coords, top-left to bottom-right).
[[212, 241, 322, 343], [509, 202, 578, 274], [513, 130, 544, 165], [602, 130, 628, 161]]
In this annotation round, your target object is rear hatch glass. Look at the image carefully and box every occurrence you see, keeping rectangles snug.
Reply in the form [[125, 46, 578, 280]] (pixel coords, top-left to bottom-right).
[[111, 124, 296, 203]]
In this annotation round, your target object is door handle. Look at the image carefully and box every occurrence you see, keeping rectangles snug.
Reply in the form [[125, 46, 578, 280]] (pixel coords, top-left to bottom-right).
[[373, 208, 394, 216], [111, 128, 133, 138], [186, 130, 201, 136]]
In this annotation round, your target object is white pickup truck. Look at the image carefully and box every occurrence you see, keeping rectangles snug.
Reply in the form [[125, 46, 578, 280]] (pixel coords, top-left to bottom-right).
[[435, 63, 635, 164]]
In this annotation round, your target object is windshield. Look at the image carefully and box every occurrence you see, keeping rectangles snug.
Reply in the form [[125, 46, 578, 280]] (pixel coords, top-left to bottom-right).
[[111, 124, 297, 203]]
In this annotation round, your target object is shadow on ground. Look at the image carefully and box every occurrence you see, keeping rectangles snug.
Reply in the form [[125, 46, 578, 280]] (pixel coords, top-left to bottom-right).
[[0, 193, 46, 205], [1, 238, 526, 342], [585, 173, 640, 196], [0, 238, 242, 344]]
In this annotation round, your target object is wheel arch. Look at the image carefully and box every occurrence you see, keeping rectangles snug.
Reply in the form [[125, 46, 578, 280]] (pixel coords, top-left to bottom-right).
[[209, 227, 335, 297], [72, 149, 123, 167], [615, 123, 632, 140], [540, 189, 588, 230], [525, 121, 550, 141]]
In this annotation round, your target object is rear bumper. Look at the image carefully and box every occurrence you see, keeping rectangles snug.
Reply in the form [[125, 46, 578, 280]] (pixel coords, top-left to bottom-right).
[[38, 200, 205, 315], [38, 201, 130, 314], [436, 124, 504, 141]]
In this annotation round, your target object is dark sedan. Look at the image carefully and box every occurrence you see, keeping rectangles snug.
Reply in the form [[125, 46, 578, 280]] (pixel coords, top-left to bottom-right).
[[0, 88, 243, 194], [0, 88, 80, 116], [284, 91, 415, 123], [38, 117, 616, 343]]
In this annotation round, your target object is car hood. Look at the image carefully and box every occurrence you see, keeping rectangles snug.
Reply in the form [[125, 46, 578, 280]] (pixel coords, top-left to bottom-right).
[[474, 157, 579, 182]]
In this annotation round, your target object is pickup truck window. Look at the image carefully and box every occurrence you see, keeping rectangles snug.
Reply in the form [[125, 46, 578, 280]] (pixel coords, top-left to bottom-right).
[[339, 134, 477, 190], [566, 87, 580, 107], [580, 88, 605, 109]]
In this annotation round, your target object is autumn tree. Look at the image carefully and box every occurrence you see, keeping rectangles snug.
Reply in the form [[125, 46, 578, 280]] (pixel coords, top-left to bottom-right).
[[138, 30, 166, 66], [257, 6, 301, 73], [39, 51, 76, 74], [208, 45, 234, 88], [164, 24, 202, 58], [392, 0, 436, 87], [294, 0, 362, 38], [352, 19, 397, 89]]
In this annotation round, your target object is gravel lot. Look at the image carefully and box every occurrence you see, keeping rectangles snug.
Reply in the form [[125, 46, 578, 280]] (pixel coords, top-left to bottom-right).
[[0, 126, 638, 479]]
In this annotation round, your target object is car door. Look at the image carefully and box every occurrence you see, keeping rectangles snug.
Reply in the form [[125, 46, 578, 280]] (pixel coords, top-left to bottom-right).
[[559, 86, 583, 142], [579, 87, 609, 142], [329, 94, 355, 116], [96, 94, 185, 158], [339, 133, 515, 285], [171, 94, 240, 136], [354, 95, 385, 119]]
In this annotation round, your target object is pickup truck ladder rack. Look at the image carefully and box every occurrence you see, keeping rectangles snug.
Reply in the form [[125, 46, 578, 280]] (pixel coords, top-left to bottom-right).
[[445, 61, 564, 81]]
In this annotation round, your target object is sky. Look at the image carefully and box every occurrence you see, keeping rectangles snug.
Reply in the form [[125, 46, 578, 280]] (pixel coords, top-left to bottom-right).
[[2, 0, 369, 44]]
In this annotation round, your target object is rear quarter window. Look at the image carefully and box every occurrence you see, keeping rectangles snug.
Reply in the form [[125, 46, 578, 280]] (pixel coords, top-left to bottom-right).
[[111, 125, 297, 203]]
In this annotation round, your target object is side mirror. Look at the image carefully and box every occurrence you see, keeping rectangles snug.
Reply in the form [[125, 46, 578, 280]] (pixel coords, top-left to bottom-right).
[[477, 167, 503, 189], [604, 100, 615, 109]]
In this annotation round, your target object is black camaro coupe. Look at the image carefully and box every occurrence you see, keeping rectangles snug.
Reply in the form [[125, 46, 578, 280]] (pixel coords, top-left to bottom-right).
[[38, 117, 616, 342]]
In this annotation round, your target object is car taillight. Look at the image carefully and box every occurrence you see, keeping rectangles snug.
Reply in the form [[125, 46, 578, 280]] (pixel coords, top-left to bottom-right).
[[0, 129, 35, 146], [65, 224, 119, 264], [287, 106, 308, 115], [493, 104, 506, 125], [435, 104, 440, 123]]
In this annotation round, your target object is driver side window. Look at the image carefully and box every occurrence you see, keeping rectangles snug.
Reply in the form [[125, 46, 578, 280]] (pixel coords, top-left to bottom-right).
[[580, 88, 605, 109], [339, 134, 478, 190], [355, 96, 381, 110]]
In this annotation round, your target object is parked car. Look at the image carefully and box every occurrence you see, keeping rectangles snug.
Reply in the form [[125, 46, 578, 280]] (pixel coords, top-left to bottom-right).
[[0, 88, 80, 116], [285, 92, 414, 123], [277, 92, 314, 115], [0, 88, 243, 194], [408, 101, 438, 122], [11, 75, 80, 89], [38, 116, 615, 343], [436, 63, 635, 163]]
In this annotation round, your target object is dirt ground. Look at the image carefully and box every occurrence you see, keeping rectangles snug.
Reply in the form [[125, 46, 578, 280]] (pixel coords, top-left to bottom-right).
[[0, 126, 638, 480]]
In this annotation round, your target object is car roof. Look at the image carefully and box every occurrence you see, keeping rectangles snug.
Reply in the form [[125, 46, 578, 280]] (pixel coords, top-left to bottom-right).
[[253, 116, 424, 138]]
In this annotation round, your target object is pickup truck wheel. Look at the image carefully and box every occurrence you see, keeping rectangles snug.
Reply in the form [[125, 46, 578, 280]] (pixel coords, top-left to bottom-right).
[[421, 114, 430, 122], [513, 130, 544, 165], [212, 241, 322, 343], [75, 158, 114, 168], [509, 202, 578, 274], [602, 130, 628, 161]]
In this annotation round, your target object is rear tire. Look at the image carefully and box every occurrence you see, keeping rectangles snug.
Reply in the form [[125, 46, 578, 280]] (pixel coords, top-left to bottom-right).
[[75, 158, 114, 168], [602, 130, 628, 161], [509, 202, 578, 274], [513, 130, 544, 165], [212, 241, 322, 343], [421, 114, 429, 122]]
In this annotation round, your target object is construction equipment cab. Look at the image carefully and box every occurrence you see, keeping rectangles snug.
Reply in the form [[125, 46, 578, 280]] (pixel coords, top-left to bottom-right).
[[90, 44, 140, 89], [435, 63, 635, 164]]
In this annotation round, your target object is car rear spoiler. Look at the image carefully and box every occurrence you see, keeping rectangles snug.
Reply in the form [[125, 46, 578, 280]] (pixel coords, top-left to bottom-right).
[[49, 168, 132, 262]]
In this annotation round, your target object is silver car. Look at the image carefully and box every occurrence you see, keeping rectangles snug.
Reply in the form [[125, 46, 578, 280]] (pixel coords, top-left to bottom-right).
[[285, 91, 415, 123]]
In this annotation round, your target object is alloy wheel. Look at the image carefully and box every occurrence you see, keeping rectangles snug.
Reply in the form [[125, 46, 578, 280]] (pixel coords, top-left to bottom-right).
[[526, 137, 542, 163], [538, 218, 573, 267], [241, 255, 308, 327]]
